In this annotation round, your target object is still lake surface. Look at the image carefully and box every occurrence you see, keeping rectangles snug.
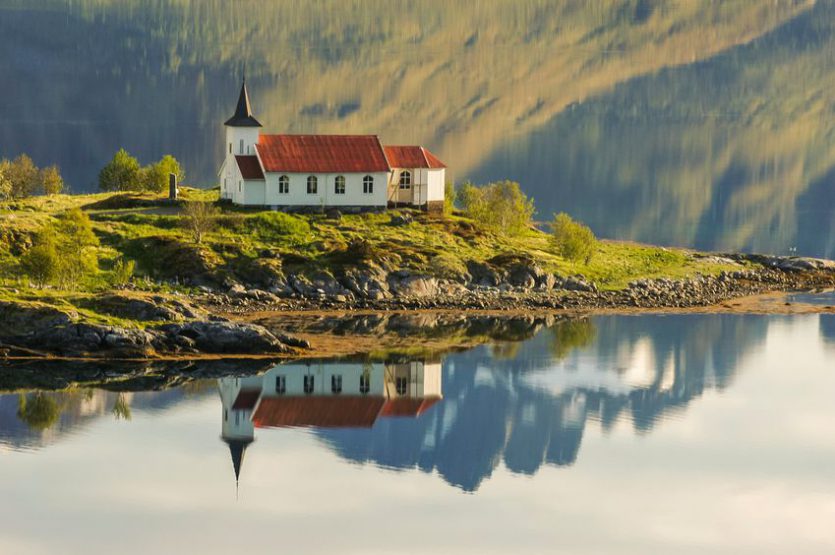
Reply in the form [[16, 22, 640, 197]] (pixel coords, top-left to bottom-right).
[[2, 1, 835, 256], [1, 313, 834, 554]]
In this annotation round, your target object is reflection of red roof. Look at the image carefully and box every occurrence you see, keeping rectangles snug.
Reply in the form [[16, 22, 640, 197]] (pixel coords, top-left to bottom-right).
[[256, 135, 390, 173], [253, 396, 387, 428], [380, 396, 442, 417], [235, 155, 265, 180], [232, 389, 261, 410], [384, 146, 446, 169]]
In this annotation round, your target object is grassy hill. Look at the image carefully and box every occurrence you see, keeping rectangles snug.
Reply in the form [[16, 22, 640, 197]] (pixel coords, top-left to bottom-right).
[[0, 190, 740, 309]]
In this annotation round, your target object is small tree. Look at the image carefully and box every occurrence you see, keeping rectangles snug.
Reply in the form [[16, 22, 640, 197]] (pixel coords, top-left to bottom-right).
[[53, 208, 100, 288], [0, 159, 11, 201], [444, 181, 456, 215], [21, 232, 60, 288], [39, 165, 64, 195], [551, 212, 597, 264], [139, 155, 184, 192], [182, 201, 219, 244], [99, 148, 141, 191], [457, 180, 535, 236], [7, 154, 40, 198]]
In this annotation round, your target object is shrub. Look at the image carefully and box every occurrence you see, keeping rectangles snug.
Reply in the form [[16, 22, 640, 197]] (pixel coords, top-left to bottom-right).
[[551, 212, 597, 264], [246, 211, 311, 242], [182, 201, 220, 244], [456, 180, 535, 236], [111, 257, 136, 286], [21, 238, 60, 288]]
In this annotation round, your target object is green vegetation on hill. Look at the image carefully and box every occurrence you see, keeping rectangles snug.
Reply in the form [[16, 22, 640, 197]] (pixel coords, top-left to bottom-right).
[[1, 189, 742, 307]]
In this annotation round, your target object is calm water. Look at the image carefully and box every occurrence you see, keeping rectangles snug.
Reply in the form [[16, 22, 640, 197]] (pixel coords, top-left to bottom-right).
[[1, 313, 834, 554], [1, 1, 834, 256]]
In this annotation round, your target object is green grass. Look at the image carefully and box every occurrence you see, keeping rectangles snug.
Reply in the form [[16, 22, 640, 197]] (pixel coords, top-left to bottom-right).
[[0, 190, 747, 307]]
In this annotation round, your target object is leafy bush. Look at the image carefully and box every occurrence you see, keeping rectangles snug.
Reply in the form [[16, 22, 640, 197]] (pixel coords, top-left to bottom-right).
[[111, 257, 136, 286], [551, 212, 597, 264], [21, 239, 60, 288], [246, 212, 311, 242], [456, 180, 535, 236]]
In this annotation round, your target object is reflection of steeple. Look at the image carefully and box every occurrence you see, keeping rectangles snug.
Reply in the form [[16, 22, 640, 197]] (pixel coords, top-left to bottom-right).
[[224, 437, 254, 483]]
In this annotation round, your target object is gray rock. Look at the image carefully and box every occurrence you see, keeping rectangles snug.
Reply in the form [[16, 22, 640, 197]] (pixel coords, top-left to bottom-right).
[[388, 273, 440, 298]]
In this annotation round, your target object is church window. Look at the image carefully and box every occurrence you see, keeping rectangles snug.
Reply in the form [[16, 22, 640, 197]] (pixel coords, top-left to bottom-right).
[[239, 139, 244, 154], [363, 175, 374, 194], [229, 143, 232, 154], [276, 375, 286, 394], [334, 175, 346, 195], [331, 375, 343, 394], [360, 374, 370, 394], [304, 374, 315, 394], [399, 170, 411, 189], [307, 176, 318, 195], [396, 377, 408, 395], [278, 175, 289, 194]]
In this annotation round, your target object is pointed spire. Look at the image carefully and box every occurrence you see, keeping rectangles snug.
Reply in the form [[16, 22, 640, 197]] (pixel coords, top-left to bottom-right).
[[224, 76, 262, 127], [224, 438, 254, 483]]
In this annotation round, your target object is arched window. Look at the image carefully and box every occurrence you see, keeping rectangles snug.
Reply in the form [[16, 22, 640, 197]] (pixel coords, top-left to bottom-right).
[[334, 175, 346, 195], [304, 375, 315, 394], [278, 175, 289, 194], [363, 175, 374, 194], [399, 170, 411, 189], [307, 175, 318, 194]]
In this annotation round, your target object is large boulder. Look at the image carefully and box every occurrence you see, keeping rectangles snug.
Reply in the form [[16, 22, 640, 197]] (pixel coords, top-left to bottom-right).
[[156, 321, 292, 354], [340, 265, 392, 300], [388, 271, 441, 298]]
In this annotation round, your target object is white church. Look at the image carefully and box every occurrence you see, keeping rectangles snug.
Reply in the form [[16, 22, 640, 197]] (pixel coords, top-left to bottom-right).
[[219, 80, 447, 212]]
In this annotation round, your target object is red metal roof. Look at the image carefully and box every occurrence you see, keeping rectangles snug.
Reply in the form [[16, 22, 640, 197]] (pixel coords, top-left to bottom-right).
[[232, 389, 262, 411], [380, 396, 442, 417], [235, 155, 265, 180], [252, 396, 387, 429], [256, 134, 390, 173], [384, 146, 446, 169]]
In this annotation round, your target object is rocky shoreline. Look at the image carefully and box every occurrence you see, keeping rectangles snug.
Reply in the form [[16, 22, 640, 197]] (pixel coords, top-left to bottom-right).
[[1, 253, 833, 360], [205, 253, 835, 313]]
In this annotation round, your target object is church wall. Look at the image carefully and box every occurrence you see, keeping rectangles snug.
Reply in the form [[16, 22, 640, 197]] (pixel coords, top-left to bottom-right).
[[261, 171, 388, 208]]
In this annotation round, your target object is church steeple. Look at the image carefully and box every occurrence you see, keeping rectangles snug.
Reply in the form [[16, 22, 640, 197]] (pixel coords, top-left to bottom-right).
[[224, 78, 262, 127]]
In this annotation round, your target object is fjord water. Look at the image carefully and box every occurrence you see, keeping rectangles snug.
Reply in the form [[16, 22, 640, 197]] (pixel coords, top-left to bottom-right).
[[2, 1, 835, 256], [1, 314, 834, 554]]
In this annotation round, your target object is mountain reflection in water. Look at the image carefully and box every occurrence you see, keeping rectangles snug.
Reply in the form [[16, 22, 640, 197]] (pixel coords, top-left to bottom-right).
[[2, 313, 816, 493], [1, 313, 834, 553]]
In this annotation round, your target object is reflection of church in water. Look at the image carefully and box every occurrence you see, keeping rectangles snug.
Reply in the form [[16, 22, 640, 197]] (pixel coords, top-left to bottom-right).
[[219, 361, 442, 481]]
